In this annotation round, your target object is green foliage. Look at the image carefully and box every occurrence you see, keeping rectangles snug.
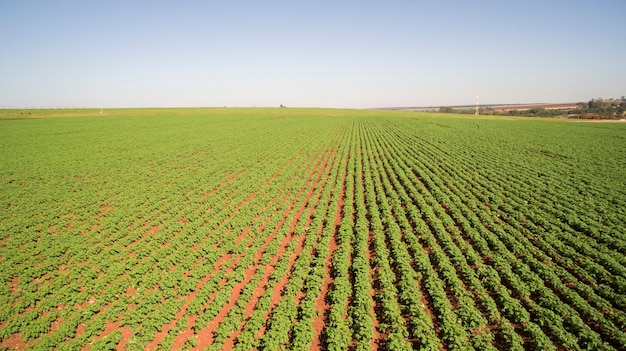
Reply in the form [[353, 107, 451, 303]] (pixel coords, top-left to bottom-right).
[[437, 97, 626, 119], [0, 108, 624, 350], [89, 330, 122, 351]]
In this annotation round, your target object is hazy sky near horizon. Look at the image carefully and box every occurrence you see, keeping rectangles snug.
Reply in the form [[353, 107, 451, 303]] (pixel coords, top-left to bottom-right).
[[1, 0, 625, 108]]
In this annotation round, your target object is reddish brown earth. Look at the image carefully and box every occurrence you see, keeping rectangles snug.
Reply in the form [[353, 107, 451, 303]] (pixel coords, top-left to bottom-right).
[[262, 155, 297, 187], [274, 237, 306, 304], [126, 286, 138, 295], [223, 236, 303, 350], [148, 253, 232, 350], [311, 193, 343, 349], [191, 261, 259, 349], [194, 157, 298, 249], [199, 171, 242, 200], [310, 146, 349, 351], [252, 233, 307, 341], [76, 296, 97, 310], [419, 285, 438, 332], [170, 274, 229, 348], [76, 322, 86, 336], [193, 150, 329, 349], [234, 225, 253, 245], [170, 315, 198, 349], [41, 150, 338, 351], [98, 204, 115, 219], [223, 231, 303, 348], [251, 154, 331, 342], [218, 181, 305, 347], [80, 314, 132, 351], [157, 182, 277, 351], [366, 231, 382, 351], [10, 276, 19, 293], [3, 155, 268, 351], [49, 315, 64, 334], [1, 332, 26, 350]]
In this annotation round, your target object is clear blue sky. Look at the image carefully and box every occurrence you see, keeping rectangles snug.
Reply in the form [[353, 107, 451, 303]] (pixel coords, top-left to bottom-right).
[[1, 0, 625, 108]]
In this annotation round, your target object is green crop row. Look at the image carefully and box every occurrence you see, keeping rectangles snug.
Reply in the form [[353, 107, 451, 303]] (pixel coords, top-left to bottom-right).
[[1, 108, 624, 350]]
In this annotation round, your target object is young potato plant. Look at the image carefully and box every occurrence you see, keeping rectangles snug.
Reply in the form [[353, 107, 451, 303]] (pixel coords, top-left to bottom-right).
[[0, 108, 624, 350]]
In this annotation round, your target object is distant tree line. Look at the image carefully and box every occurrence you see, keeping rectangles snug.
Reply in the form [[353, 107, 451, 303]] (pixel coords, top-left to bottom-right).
[[439, 97, 626, 119]]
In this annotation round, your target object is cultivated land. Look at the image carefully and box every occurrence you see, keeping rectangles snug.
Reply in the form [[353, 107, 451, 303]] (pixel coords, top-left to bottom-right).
[[1, 108, 625, 350]]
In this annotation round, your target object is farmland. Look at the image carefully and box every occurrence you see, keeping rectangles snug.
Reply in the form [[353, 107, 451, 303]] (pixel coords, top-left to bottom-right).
[[1, 108, 625, 350]]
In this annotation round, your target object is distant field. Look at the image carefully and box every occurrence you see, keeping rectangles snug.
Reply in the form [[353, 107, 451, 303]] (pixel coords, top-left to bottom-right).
[[1, 108, 625, 350]]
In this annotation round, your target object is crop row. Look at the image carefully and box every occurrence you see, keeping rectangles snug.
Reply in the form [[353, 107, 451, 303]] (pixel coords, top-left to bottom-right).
[[1, 109, 624, 350]]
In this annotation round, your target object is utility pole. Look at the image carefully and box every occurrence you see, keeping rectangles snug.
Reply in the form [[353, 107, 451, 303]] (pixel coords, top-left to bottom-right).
[[475, 90, 479, 116]]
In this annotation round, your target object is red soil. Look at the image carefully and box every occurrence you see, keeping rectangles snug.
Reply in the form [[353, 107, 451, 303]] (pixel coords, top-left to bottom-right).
[[419, 287, 438, 329], [50, 315, 64, 334], [225, 198, 298, 336], [76, 296, 97, 310], [101, 204, 114, 212], [225, 213, 298, 345], [262, 155, 297, 187], [98, 204, 115, 219], [234, 225, 253, 246], [226, 171, 243, 183], [199, 171, 242, 200], [311, 147, 348, 350], [367, 233, 382, 351], [0, 333, 26, 350], [76, 323, 86, 335], [253, 233, 308, 341], [273, 237, 306, 307], [81, 314, 132, 351], [216, 151, 330, 348], [154, 151, 324, 350], [209, 197, 296, 348], [191, 263, 258, 350], [170, 315, 198, 349], [126, 286, 138, 295], [146, 253, 232, 350], [312, 199, 343, 349], [2, 161, 291, 351], [10, 276, 19, 292], [168, 250, 244, 347]]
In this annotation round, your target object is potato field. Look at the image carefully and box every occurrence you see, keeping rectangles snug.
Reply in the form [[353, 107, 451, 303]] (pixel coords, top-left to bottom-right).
[[1, 108, 625, 350]]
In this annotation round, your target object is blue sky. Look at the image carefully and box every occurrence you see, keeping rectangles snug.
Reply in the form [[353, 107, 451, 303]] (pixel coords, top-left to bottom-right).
[[1, 0, 625, 108]]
